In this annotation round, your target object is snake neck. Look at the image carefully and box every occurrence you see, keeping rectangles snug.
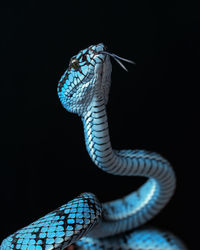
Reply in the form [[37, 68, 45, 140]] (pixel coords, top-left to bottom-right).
[[81, 93, 115, 172], [81, 92, 143, 175]]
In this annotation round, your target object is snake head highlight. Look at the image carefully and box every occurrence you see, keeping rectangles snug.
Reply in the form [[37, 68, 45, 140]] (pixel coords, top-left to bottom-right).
[[57, 43, 112, 116]]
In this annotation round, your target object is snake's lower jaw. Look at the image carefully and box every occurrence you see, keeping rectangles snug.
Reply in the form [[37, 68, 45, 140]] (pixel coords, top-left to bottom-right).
[[94, 56, 111, 85]]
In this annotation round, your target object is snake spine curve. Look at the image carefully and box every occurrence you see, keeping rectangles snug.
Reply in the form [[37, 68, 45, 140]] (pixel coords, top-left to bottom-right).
[[1, 43, 187, 250]]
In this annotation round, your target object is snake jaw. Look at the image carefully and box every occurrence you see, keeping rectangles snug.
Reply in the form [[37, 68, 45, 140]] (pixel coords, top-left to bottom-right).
[[95, 54, 112, 105]]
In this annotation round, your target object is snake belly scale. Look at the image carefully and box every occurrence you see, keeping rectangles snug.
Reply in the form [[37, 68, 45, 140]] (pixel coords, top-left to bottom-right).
[[0, 43, 187, 250]]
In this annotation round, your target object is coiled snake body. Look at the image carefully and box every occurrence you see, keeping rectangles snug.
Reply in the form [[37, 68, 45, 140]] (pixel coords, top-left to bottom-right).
[[1, 44, 186, 249]]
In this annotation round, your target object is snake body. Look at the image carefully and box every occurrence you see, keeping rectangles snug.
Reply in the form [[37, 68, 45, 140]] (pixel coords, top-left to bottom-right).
[[1, 43, 186, 249]]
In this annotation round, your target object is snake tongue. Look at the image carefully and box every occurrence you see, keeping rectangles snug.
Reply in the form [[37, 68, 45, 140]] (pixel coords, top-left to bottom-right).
[[101, 51, 135, 72]]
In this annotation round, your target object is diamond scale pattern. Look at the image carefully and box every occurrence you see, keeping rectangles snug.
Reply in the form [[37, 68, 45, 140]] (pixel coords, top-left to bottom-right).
[[0, 193, 102, 250]]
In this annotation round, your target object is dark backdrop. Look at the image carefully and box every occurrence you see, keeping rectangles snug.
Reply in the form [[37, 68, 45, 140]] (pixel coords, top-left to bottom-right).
[[1, 1, 199, 249]]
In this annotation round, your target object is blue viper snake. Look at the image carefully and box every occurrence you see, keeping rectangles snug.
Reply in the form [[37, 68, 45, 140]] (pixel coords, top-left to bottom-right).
[[1, 43, 187, 249]]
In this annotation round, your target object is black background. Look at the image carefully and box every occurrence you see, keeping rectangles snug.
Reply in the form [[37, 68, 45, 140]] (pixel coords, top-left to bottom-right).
[[0, 1, 199, 249]]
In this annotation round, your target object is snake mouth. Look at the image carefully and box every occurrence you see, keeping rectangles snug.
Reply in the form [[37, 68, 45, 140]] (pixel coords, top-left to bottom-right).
[[90, 43, 135, 72], [100, 51, 135, 71]]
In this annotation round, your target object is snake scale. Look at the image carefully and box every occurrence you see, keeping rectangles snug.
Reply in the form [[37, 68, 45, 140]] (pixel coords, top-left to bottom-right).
[[1, 43, 187, 249]]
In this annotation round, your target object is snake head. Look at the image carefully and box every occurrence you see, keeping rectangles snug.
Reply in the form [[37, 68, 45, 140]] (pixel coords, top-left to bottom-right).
[[57, 43, 112, 116]]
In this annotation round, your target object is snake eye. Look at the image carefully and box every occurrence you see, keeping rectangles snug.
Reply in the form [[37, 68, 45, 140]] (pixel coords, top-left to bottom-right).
[[70, 57, 79, 69]]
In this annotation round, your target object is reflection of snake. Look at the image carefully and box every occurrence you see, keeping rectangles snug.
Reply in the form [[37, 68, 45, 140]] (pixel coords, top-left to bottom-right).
[[1, 43, 187, 249]]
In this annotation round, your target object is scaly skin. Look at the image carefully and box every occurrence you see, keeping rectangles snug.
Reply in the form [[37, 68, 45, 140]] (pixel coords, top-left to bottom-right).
[[1, 43, 187, 249]]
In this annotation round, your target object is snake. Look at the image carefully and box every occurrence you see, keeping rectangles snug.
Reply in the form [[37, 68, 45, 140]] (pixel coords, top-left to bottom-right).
[[1, 43, 187, 250]]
